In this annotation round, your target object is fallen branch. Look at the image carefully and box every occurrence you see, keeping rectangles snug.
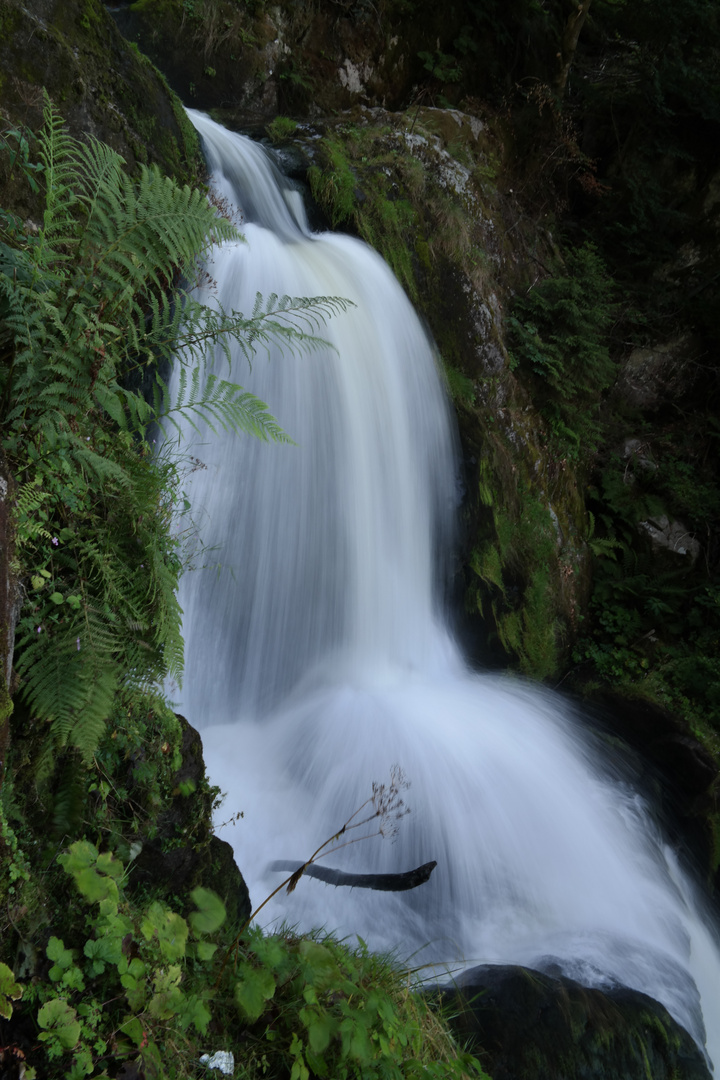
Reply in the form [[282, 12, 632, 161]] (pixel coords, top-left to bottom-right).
[[269, 859, 437, 892]]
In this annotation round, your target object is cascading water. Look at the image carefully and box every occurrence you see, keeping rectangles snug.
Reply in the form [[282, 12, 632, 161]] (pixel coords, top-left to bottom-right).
[[173, 110, 720, 1068]]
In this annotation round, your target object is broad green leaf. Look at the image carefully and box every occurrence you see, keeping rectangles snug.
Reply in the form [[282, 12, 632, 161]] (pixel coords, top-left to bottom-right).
[[298, 939, 339, 990], [306, 1013, 334, 1054], [37, 999, 81, 1051], [184, 996, 212, 1034], [189, 887, 226, 935], [195, 941, 218, 961], [120, 1016, 145, 1047], [0, 962, 23, 1020], [46, 936, 73, 967], [234, 962, 276, 1020], [141, 902, 189, 961]]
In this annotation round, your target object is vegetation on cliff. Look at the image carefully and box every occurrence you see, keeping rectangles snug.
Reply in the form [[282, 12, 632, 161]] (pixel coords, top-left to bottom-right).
[[0, 94, 485, 1080]]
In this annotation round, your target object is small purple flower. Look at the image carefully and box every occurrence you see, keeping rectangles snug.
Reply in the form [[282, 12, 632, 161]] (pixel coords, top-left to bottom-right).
[[51, 537, 59, 547], [36, 626, 42, 634], [76, 637, 81, 651]]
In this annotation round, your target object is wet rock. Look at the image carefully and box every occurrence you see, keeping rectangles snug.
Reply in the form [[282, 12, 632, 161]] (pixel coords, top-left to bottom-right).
[[440, 964, 712, 1080], [638, 515, 701, 561], [616, 336, 701, 412], [132, 716, 251, 928]]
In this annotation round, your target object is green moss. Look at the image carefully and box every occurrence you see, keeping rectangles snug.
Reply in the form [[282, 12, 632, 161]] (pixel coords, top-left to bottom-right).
[[79, 0, 103, 30], [308, 135, 356, 227], [709, 811, 720, 875], [443, 362, 475, 405], [358, 192, 419, 299], [266, 115, 298, 142]]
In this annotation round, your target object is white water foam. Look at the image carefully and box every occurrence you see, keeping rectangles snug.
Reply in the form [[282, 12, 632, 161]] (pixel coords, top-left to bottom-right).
[[172, 111, 720, 1068]]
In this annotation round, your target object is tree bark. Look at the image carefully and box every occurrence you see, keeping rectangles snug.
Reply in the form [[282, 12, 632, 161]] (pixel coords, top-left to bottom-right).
[[554, 0, 593, 98]]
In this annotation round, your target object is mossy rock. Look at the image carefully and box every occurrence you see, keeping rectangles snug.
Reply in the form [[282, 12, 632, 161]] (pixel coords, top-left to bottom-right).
[[0, 0, 202, 213], [442, 964, 711, 1080], [132, 715, 251, 928]]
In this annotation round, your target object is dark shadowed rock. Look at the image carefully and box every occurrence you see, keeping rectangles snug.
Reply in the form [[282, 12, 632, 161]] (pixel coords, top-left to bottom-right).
[[439, 964, 711, 1080], [0, 0, 201, 205], [132, 715, 251, 927]]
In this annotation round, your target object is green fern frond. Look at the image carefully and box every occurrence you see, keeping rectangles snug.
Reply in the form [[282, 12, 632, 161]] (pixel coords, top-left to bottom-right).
[[3, 95, 348, 791], [159, 367, 291, 442]]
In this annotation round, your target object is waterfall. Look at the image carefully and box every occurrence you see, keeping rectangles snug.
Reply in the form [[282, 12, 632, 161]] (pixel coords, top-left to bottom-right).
[[173, 110, 720, 1068]]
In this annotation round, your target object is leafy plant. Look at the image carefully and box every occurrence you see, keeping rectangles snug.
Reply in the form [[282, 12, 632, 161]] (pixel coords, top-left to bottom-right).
[[0, 94, 350, 780], [2, 785, 489, 1080], [508, 242, 617, 460], [418, 49, 462, 85], [266, 116, 299, 143]]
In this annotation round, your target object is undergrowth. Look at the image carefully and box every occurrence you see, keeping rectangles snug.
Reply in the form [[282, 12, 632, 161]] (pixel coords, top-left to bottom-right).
[[507, 242, 617, 463], [571, 436, 720, 742], [1, 783, 489, 1080]]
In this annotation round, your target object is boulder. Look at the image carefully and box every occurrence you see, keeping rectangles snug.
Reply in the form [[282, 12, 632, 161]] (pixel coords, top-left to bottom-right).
[[440, 964, 712, 1080]]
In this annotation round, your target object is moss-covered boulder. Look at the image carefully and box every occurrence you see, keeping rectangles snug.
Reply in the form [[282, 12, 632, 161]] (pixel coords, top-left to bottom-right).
[[0, 0, 201, 218], [443, 964, 712, 1080], [132, 716, 251, 928]]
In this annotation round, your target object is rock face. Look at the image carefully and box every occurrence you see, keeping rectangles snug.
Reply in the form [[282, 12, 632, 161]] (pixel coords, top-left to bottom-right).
[[0, 0, 201, 204], [132, 716, 251, 927], [442, 964, 712, 1080], [106, 0, 472, 122]]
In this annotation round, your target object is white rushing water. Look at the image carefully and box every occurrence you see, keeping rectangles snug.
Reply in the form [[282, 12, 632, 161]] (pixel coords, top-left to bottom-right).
[[173, 111, 720, 1067]]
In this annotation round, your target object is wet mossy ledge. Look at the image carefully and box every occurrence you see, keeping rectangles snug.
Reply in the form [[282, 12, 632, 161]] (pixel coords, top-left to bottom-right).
[[0, 0, 202, 206], [258, 104, 594, 682]]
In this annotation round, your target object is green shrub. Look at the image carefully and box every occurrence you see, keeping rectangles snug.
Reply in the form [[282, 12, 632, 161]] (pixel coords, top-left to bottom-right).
[[266, 116, 298, 142], [508, 242, 617, 460], [0, 96, 348, 781]]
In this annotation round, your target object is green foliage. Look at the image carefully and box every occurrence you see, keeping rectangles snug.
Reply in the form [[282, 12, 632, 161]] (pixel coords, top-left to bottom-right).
[[3, 810, 487, 1080], [0, 95, 349, 779], [508, 242, 617, 460], [0, 124, 44, 194], [10, 840, 225, 1078], [572, 443, 720, 735], [230, 929, 489, 1080], [0, 961, 23, 1020], [266, 116, 299, 142], [468, 456, 562, 679], [418, 49, 462, 85]]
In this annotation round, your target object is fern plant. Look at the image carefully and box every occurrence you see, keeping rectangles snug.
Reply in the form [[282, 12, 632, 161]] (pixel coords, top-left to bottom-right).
[[0, 95, 350, 777], [508, 242, 617, 460]]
